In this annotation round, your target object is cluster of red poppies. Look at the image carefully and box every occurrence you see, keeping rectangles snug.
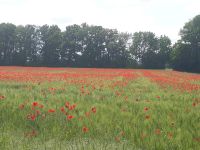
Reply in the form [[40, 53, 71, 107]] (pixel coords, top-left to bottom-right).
[[142, 70, 200, 92]]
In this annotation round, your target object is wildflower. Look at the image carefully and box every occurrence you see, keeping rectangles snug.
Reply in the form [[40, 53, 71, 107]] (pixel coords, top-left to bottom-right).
[[120, 131, 125, 136], [39, 104, 44, 108], [144, 107, 149, 112], [91, 107, 96, 113], [60, 107, 65, 112], [167, 132, 173, 139], [155, 129, 161, 135], [145, 115, 150, 120], [19, 104, 25, 110], [32, 102, 38, 107], [69, 104, 76, 110], [36, 110, 41, 115], [48, 109, 55, 113], [85, 112, 90, 117], [31, 115, 36, 121], [115, 136, 120, 142], [192, 102, 196, 107], [0, 95, 5, 100], [31, 106, 35, 110], [67, 115, 74, 120], [65, 102, 70, 108], [82, 126, 89, 133], [156, 96, 160, 99]]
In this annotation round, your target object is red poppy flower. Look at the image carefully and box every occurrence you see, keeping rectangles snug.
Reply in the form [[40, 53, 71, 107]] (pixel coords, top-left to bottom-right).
[[91, 107, 96, 113], [31, 115, 36, 121], [145, 115, 150, 120], [85, 112, 90, 117], [0, 95, 5, 100], [167, 132, 173, 139], [144, 107, 149, 112], [65, 102, 70, 108], [60, 107, 65, 112], [39, 104, 44, 108], [32, 102, 38, 107], [36, 110, 41, 115], [69, 104, 76, 110], [156, 96, 160, 99], [155, 129, 161, 135], [48, 109, 55, 113], [82, 126, 89, 132], [67, 115, 74, 120]]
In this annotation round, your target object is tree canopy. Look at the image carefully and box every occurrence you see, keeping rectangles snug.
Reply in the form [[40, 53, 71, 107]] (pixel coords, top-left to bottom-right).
[[171, 15, 200, 72], [0, 14, 200, 72], [130, 32, 171, 69], [0, 23, 171, 68]]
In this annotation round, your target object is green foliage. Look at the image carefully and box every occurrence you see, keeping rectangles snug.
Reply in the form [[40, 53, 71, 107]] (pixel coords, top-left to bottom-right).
[[40, 25, 62, 66], [0, 22, 171, 68], [1, 14, 200, 72], [0, 23, 16, 65], [130, 32, 171, 68], [61, 24, 82, 67], [23, 25, 41, 66], [172, 15, 200, 72]]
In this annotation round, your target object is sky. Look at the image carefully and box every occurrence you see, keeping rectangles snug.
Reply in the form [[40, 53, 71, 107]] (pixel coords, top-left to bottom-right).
[[0, 0, 200, 43]]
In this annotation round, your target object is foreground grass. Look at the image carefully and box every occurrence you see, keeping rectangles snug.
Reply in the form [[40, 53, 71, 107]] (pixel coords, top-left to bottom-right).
[[0, 74, 200, 150]]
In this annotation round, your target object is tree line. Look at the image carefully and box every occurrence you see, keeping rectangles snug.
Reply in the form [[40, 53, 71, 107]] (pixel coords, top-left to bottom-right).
[[0, 14, 199, 72]]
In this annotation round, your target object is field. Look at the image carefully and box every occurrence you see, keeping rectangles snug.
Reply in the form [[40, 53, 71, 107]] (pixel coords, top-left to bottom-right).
[[0, 66, 200, 150]]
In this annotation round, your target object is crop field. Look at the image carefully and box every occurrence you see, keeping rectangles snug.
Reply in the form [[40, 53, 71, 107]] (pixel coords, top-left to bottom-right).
[[0, 66, 200, 150]]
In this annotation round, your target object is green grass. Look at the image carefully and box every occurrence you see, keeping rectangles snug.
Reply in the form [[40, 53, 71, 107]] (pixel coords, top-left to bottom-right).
[[0, 75, 200, 150]]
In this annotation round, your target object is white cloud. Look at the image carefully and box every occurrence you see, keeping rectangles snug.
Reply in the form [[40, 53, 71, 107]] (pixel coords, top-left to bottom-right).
[[0, 0, 200, 42]]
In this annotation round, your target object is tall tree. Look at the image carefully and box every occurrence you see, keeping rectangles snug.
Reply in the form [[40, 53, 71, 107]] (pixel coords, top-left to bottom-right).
[[130, 32, 171, 69], [106, 32, 131, 67], [156, 35, 172, 68], [130, 32, 159, 68], [172, 15, 200, 72], [0, 23, 16, 65], [24, 25, 41, 66], [61, 24, 82, 67], [171, 41, 191, 71], [40, 25, 62, 66], [13, 25, 26, 65], [0, 22, 175, 69], [80, 24, 107, 67]]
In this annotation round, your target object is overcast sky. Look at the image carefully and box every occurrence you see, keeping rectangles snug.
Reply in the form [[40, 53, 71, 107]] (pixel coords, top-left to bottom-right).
[[0, 0, 200, 42]]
